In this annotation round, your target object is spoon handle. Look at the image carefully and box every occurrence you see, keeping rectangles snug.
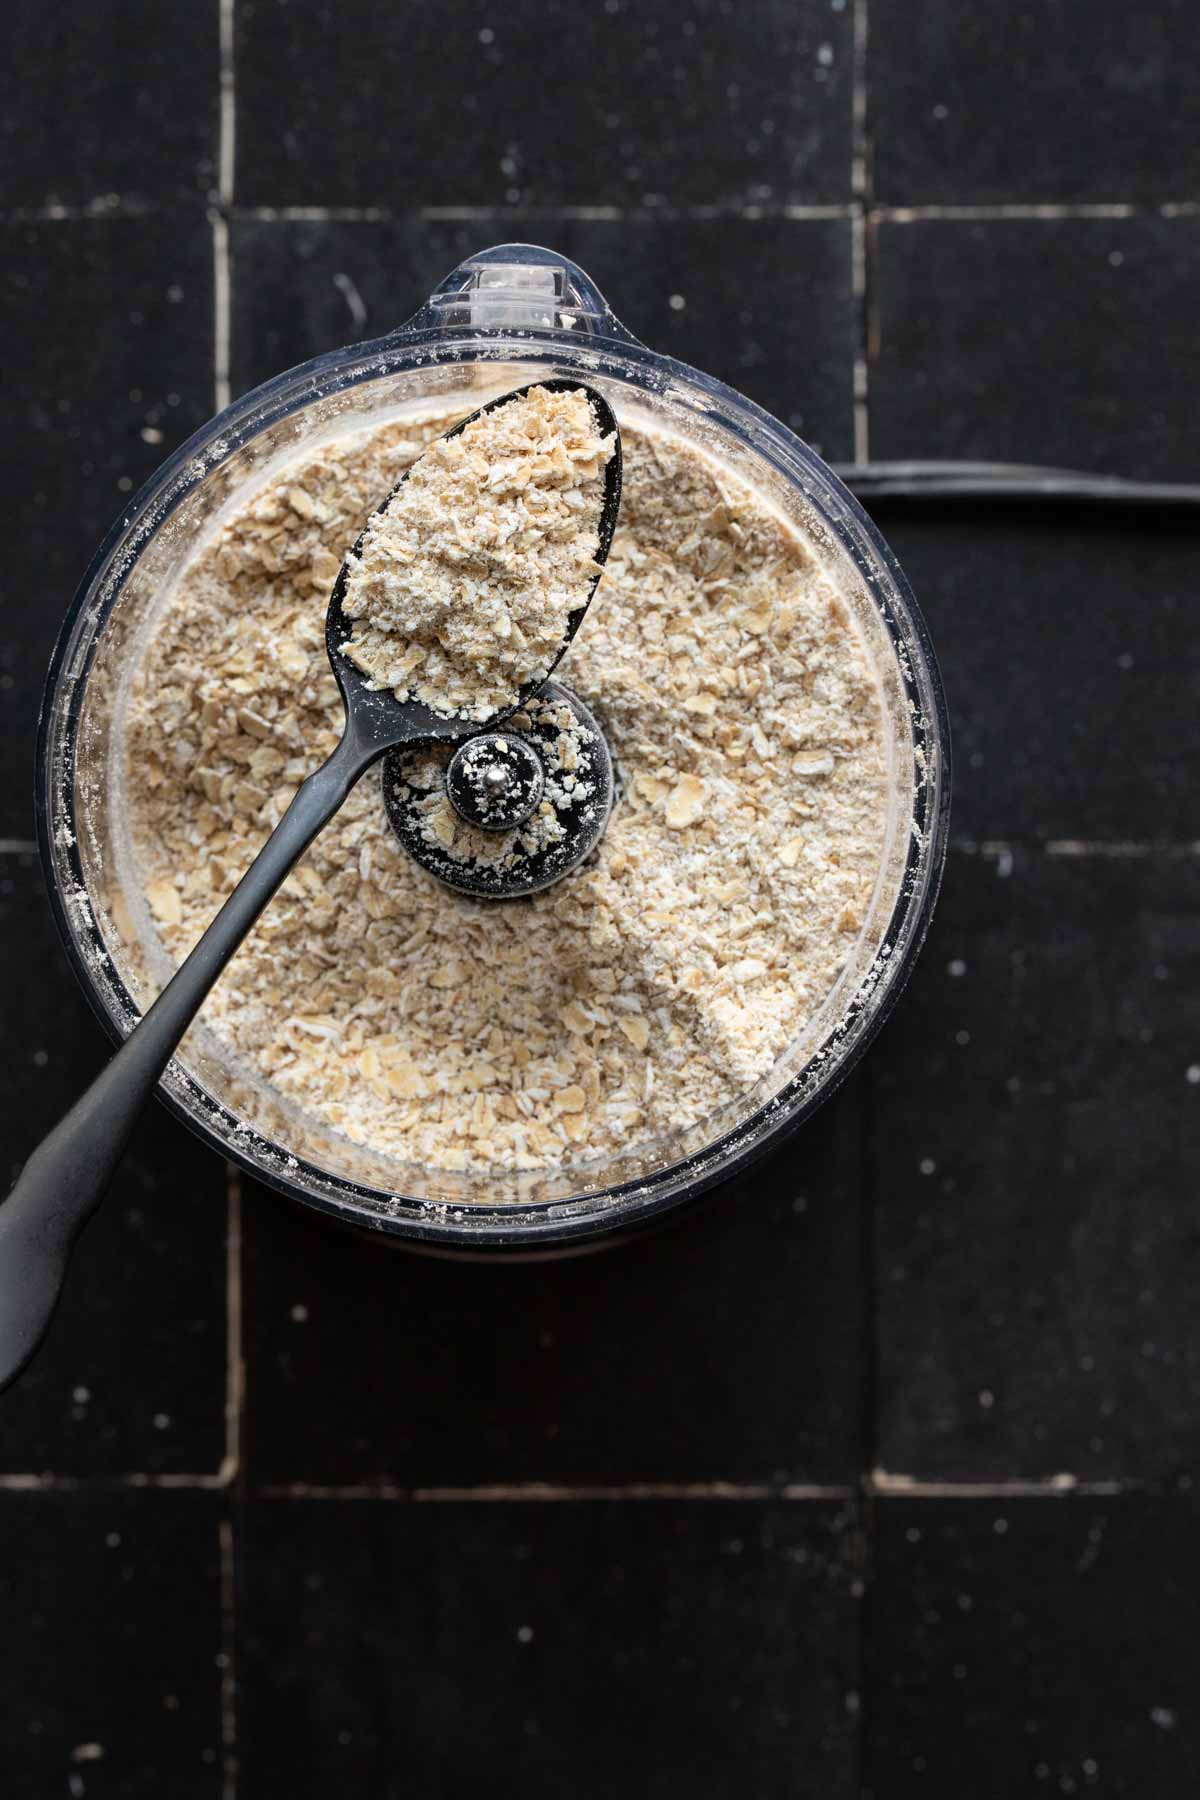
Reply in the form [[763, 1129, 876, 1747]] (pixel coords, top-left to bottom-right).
[[0, 725, 377, 1394]]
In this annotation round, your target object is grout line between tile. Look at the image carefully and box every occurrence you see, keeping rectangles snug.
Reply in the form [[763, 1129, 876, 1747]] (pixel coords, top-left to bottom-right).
[[0, 1473, 231, 1491], [851, 211, 869, 465], [212, 211, 232, 412], [220, 1164, 244, 1487], [218, 0, 236, 209], [418, 203, 852, 222], [418, 204, 628, 222], [1044, 838, 1200, 859], [781, 205, 859, 221], [239, 202, 855, 224], [856, 1078, 879, 1800], [257, 1481, 856, 1503], [0, 200, 157, 222], [850, 0, 869, 204], [3, 200, 1199, 227], [951, 837, 1200, 863], [852, 10, 875, 1750], [218, 1516, 238, 1800], [0, 1472, 1175, 1499], [0, 839, 38, 855], [243, 204, 390, 222], [872, 201, 1200, 222], [867, 1471, 1127, 1498], [850, 0, 871, 467], [0, 201, 856, 226]]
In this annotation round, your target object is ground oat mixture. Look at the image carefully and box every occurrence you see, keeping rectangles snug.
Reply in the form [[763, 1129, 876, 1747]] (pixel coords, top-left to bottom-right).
[[341, 384, 613, 720], [395, 689, 604, 886], [125, 404, 890, 1175]]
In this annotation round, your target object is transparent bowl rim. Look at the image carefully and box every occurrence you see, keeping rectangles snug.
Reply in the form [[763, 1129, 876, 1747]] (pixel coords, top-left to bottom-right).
[[35, 318, 952, 1251]]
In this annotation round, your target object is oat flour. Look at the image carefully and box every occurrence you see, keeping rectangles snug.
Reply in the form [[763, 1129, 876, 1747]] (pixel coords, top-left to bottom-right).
[[126, 407, 889, 1175]]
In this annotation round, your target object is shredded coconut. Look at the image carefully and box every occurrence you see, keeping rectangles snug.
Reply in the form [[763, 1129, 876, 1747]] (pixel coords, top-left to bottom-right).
[[124, 407, 890, 1177], [340, 384, 613, 721]]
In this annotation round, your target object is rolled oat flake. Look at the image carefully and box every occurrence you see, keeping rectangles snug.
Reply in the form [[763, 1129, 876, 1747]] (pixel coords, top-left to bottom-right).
[[127, 397, 889, 1175]]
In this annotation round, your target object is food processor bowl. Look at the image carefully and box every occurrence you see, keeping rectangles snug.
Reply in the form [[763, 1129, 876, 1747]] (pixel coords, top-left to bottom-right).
[[36, 244, 951, 1253]]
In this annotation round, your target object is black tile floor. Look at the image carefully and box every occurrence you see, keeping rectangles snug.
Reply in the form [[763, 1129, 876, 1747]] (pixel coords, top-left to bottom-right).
[[1, 5, 219, 209], [875, 512, 1200, 845], [242, 1090, 864, 1490], [2, 1492, 225, 1797], [0, 855, 228, 1478], [239, 1498, 862, 1797], [2, 3, 1198, 1794], [229, 212, 858, 454], [870, 849, 1200, 1486], [864, 1496, 1200, 1798], [233, 0, 855, 210], [870, 215, 1200, 481], [0, 216, 214, 840], [868, 1, 1200, 207]]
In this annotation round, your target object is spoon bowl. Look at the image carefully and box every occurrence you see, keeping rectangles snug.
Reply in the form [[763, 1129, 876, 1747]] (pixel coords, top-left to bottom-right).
[[324, 377, 622, 749]]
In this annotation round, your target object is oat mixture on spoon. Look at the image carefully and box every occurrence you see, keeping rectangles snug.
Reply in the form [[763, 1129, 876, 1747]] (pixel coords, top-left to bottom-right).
[[340, 384, 614, 720]]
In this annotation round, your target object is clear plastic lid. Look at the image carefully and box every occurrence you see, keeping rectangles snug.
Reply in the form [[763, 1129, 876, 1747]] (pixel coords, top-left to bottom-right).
[[36, 245, 951, 1251]]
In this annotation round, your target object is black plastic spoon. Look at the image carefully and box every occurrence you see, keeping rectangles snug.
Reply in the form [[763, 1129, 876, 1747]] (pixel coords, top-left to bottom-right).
[[0, 379, 621, 1393]]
